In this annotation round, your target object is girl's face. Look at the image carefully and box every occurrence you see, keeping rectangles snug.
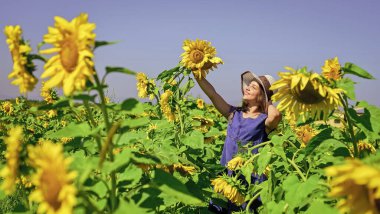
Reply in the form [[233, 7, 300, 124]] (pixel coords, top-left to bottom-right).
[[243, 81, 262, 102]]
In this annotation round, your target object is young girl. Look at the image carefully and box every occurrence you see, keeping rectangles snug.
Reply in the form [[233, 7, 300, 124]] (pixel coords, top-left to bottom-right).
[[195, 71, 282, 213]]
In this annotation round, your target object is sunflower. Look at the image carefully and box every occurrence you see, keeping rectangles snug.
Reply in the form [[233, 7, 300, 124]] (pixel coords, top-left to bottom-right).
[[349, 141, 376, 157], [0, 126, 23, 194], [47, 110, 58, 118], [159, 90, 176, 122], [325, 159, 380, 214], [196, 98, 204, 109], [172, 163, 196, 175], [40, 13, 96, 96], [227, 156, 245, 171], [180, 39, 223, 79], [40, 82, 57, 104], [1, 101, 14, 115], [211, 176, 245, 205], [136, 73, 149, 98], [270, 67, 343, 121], [295, 124, 318, 148], [28, 141, 77, 214], [322, 57, 341, 81], [4, 25, 38, 94], [192, 116, 214, 133]]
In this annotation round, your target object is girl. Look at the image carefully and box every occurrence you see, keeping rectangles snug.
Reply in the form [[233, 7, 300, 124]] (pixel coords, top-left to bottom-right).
[[195, 71, 282, 213]]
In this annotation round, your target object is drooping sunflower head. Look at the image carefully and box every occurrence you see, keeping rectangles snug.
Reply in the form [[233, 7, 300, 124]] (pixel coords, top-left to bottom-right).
[[40, 13, 96, 96], [28, 141, 77, 214], [172, 163, 196, 175], [325, 159, 380, 214], [136, 72, 149, 98], [322, 57, 341, 81], [4, 25, 38, 94], [0, 126, 23, 194], [196, 98, 204, 109], [180, 39, 223, 79], [211, 175, 246, 205], [270, 66, 343, 121], [227, 156, 245, 171], [40, 82, 58, 104]]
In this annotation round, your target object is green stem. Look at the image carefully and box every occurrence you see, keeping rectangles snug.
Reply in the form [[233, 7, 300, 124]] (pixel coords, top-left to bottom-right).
[[245, 191, 261, 213], [83, 100, 101, 150], [339, 94, 358, 157], [176, 104, 184, 135], [93, 71, 116, 211], [248, 141, 271, 153], [287, 158, 307, 182]]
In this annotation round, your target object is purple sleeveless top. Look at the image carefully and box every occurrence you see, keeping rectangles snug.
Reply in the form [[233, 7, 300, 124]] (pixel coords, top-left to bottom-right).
[[220, 106, 268, 167]]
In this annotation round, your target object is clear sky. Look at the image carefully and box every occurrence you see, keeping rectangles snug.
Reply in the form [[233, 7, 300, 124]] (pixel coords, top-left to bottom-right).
[[1, 0, 379, 106]]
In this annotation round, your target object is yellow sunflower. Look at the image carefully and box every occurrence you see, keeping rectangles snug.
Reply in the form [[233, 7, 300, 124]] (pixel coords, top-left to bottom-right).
[[173, 163, 196, 175], [0, 126, 23, 194], [1, 101, 14, 115], [4, 25, 38, 94], [28, 141, 77, 214], [295, 124, 318, 148], [211, 176, 245, 205], [136, 72, 149, 98], [40, 13, 96, 96], [159, 90, 176, 122], [180, 39, 223, 79], [47, 109, 58, 118], [322, 57, 341, 81], [192, 116, 214, 133], [270, 67, 344, 121], [227, 156, 245, 171], [350, 141, 376, 157], [196, 98, 204, 109], [325, 159, 380, 214], [40, 82, 57, 104]]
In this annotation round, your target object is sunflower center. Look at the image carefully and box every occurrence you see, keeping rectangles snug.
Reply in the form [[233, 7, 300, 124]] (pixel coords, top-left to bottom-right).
[[291, 81, 325, 104], [41, 170, 62, 210], [60, 40, 79, 73], [189, 50, 204, 63]]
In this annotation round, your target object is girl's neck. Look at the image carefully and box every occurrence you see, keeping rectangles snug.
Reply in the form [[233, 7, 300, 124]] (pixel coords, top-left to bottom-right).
[[245, 105, 261, 114]]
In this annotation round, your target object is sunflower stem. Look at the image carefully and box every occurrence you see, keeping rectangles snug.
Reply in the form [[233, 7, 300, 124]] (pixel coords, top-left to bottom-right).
[[83, 100, 102, 150], [93, 72, 117, 211], [339, 94, 358, 157], [245, 191, 261, 213], [176, 104, 184, 135], [287, 158, 307, 182]]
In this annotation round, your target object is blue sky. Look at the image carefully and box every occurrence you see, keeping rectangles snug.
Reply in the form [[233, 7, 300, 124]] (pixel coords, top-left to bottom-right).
[[1, 0, 379, 106]]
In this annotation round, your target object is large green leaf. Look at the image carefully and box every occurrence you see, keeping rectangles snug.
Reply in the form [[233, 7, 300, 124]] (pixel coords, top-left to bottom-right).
[[115, 199, 153, 214], [94, 40, 118, 49], [304, 128, 333, 157], [283, 174, 320, 208], [257, 145, 272, 175], [121, 117, 150, 129], [45, 122, 100, 138], [305, 200, 338, 214], [152, 169, 203, 205], [157, 66, 180, 80], [348, 101, 380, 141], [336, 78, 356, 100], [182, 130, 204, 149], [342, 62, 375, 79]]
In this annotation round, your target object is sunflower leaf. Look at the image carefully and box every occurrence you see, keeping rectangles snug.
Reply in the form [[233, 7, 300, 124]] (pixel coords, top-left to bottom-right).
[[336, 78, 356, 100], [157, 66, 180, 81], [94, 40, 119, 49], [342, 63, 375, 79], [105, 66, 136, 76]]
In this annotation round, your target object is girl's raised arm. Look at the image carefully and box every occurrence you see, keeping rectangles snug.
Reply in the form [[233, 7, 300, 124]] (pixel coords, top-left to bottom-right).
[[195, 77, 231, 118]]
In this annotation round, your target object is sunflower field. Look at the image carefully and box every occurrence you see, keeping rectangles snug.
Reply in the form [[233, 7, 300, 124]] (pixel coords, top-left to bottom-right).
[[1, 13, 380, 214]]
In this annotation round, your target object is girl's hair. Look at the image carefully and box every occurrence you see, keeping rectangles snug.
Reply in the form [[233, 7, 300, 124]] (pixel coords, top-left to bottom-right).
[[238, 79, 268, 114]]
